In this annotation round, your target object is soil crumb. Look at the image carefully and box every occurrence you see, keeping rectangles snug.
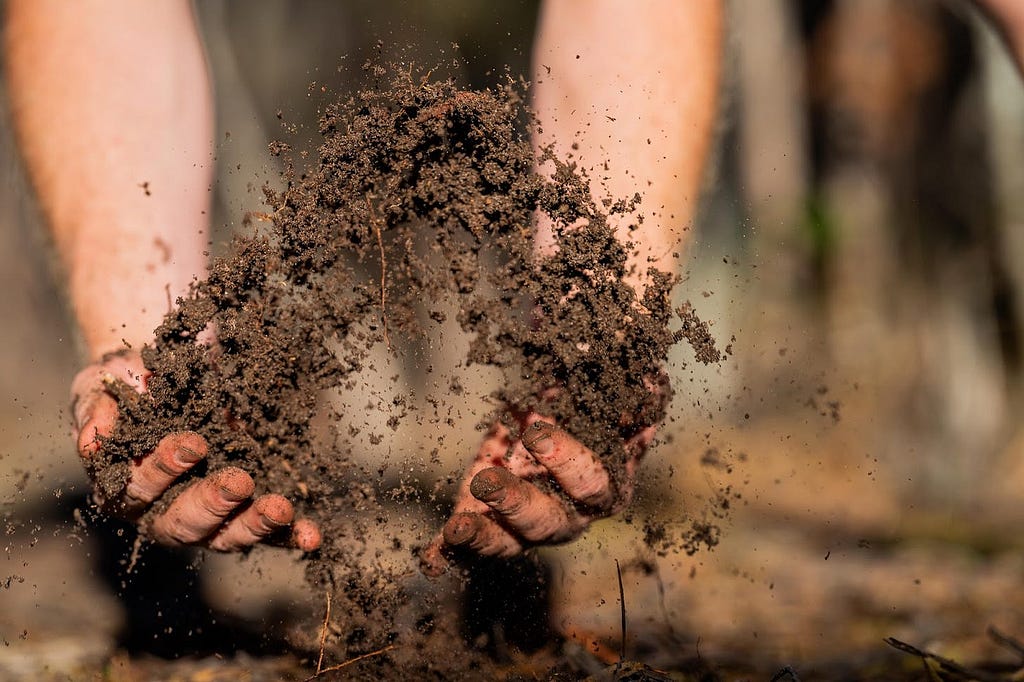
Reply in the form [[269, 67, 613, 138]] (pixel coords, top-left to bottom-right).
[[87, 65, 721, 674]]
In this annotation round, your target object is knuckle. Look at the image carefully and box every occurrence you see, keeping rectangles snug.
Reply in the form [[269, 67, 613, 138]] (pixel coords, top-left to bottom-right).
[[573, 476, 611, 507], [205, 535, 236, 552], [153, 457, 182, 477], [496, 491, 527, 516], [152, 519, 190, 546], [123, 481, 154, 506]]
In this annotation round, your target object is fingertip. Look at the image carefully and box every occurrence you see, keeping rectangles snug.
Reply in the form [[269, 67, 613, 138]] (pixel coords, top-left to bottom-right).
[[419, 538, 449, 577], [443, 511, 481, 547], [76, 420, 101, 459], [253, 494, 295, 526], [214, 467, 255, 502], [522, 420, 555, 455], [171, 432, 209, 465], [292, 518, 321, 551], [469, 466, 514, 503]]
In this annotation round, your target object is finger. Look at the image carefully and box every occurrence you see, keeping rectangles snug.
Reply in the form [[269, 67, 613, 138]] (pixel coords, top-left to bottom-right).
[[521, 420, 614, 510], [291, 518, 322, 552], [442, 511, 523, 557], [76, 393, 118, 459], [626, 424, 657, 458], [470, 466, 579, 543], [149, 467, 255, 545], [71, 357, 147, 432], [206, 494, 294, 552], [420, 535, 450, 577], [124, 432, 208, 509]]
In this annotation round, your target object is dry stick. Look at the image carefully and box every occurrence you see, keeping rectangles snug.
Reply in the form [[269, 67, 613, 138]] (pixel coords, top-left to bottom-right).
[[125, 536, 144, 575], [365, 194, 391, 349], [988, 625, 1024, 660], [316, 591, 332, 675], [306, 645, 396, 680], [616, 559, 626, 663], [884, 637, 1003, 682]]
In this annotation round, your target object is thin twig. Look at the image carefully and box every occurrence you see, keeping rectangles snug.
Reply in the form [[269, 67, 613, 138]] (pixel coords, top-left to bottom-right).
[[306, 644, 396, 679], [884, 637, 1004, 682], [988, 625, 1024, 660], [316, 591, 332, 675], [365, 194, 391, 349], [616, 558, 626, 663], [769, 665, 801, 682]]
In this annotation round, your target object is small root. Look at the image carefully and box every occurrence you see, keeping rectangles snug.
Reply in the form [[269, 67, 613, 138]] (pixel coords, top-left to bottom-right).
[[365, 193, 391, 350], [306, 644, 396, 680], [315, 591, 331, 675]]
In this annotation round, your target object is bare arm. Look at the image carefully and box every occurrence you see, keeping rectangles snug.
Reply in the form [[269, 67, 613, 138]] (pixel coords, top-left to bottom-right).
[[5, 0, 319, 552], [422, 0, 723, 574], [974, 0, 1024, 74], [5, 0, 212, 360], [532, 0, 723, 279]]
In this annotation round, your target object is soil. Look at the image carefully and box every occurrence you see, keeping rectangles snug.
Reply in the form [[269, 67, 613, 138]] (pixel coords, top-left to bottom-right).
[[84, 65, 722, 677]]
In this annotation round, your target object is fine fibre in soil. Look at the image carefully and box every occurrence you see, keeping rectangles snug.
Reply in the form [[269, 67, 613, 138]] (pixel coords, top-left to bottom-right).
[[86, 66, 723, 675]]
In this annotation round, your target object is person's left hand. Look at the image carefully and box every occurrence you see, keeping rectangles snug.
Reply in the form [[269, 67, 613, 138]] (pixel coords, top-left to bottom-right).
[[420, 411, 655, 576], [71, 350, 322, 552]]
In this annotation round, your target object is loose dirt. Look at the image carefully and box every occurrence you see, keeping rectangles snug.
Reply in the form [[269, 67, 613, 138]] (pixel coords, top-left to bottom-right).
[[85, 66, 722, 677]]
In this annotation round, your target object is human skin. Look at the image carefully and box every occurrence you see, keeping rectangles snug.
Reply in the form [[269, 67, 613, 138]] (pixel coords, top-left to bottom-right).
[[975, 0, 1024, 73], [421, 0, 723, 574], [4, 0, 319, 551]]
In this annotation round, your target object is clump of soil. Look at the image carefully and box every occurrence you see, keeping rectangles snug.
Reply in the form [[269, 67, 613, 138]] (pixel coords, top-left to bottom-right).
[[87, 66, 721, 671]]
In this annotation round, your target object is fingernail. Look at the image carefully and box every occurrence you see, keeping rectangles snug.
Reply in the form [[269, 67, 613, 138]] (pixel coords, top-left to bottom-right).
[[470, 467, 511, 503], [259, 512, 288, 528], [443, 512, 479, 546], [219, 484, 250, 502], [175, 445, 204, 465], [522, 421, 554, 455]]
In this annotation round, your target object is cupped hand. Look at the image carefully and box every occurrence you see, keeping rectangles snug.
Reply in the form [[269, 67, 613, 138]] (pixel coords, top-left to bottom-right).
[[420, 411, 654, 576], [70, 350, 321, 552]]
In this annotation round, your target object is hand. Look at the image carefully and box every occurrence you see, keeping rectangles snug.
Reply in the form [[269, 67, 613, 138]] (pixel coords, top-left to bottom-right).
[[420, 412, 655, 576], [70, 350, 321, 552]]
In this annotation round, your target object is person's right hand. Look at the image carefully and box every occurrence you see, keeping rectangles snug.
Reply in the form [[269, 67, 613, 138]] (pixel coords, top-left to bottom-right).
[[70, 350, 321, 552]]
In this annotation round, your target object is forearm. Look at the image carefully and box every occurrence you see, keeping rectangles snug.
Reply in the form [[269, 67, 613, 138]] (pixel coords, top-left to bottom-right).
[[975, 0, 1024, 74], [5, 0, 214, 360], [532, 0, 722, 279]]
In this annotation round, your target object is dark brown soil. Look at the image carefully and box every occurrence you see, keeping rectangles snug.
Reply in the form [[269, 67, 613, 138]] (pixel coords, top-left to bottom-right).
[[86, 66, 721, 676]]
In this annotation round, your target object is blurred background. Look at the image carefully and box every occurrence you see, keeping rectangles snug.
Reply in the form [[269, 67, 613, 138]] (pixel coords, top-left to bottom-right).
[[5, 0, 1024, 677]]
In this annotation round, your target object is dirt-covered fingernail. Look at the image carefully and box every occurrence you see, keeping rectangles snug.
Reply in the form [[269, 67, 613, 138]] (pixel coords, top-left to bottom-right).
[[522, 421, 555, 455], [215, 468, 255, 502], [255, 495, 294, 526], [175, 445, 205, 466], [218, 485, 248, 502], [470, 467, 514, 503], [258, 513, 287, 529], [443, 512, 480, 546], [217, 472, 254, 502]]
